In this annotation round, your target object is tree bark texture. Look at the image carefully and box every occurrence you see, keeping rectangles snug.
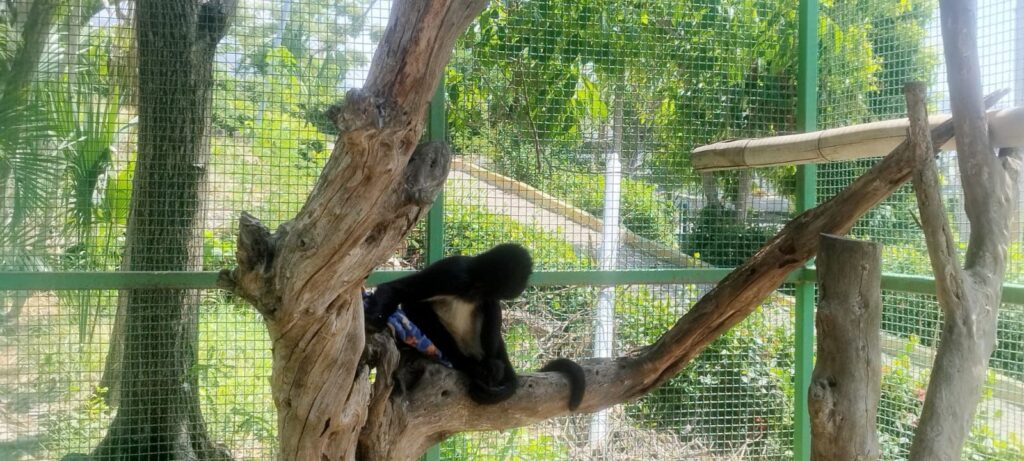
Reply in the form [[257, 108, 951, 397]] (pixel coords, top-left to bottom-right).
[[98, 1, 140, 410], [80, 1, 235, 459], [218, 2, 483, 459], [907, 2, 1022, 458], [0, 0, 57, 109], [809, 234, 881, 461], [0, 0, 58, 328], [218, 2, 1010, 460]]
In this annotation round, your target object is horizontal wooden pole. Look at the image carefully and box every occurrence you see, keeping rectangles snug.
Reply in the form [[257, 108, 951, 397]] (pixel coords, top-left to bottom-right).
[[693, 105, 1022, 171]]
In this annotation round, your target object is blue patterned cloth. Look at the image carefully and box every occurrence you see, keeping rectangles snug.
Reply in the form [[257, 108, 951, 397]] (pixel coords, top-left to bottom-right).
[[363, 289, 452, 368]]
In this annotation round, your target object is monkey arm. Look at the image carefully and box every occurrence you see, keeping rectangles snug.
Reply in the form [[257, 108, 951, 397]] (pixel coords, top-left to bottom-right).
[[374, 256, 475, 301], [365, 256, 475, 327], [477, 299, 504, 360]]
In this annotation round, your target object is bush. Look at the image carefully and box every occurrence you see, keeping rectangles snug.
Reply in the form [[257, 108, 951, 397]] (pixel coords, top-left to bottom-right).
[[532, 170, 677, 246], [442, 200, 590, 270], [878, 338, 1024, 460], [441, 430, 569, 461], [617, 286, 794, 453], [881, 245, 1024, 380], [680, 206, 782, 267]]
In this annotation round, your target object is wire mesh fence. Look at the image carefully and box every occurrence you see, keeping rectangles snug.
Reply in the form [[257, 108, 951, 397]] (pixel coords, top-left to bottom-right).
[[0, 0, 1023, 460]]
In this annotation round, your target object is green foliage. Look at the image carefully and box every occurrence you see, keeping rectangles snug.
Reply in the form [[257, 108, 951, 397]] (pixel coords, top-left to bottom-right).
[[196, 295, 277, 448], [203, 230, 237, 271], [680, 206, 782, 267], [541, 170, 676, 245], [441, 430, 569, 461], [0, 39, 66, 273], [878, 341, 1024, 460], [617, 286, 795, 453], [966, 387, 1024, 461], [877, 337, 927, 458], [881, 245, 1024, 381], [479, 149, 678, 245], [443, 199, 589, 270], [990, 306, 1024, 381]]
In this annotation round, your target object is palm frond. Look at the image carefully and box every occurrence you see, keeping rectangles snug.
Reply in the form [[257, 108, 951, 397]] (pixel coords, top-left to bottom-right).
[[39, 79, 123, 229]]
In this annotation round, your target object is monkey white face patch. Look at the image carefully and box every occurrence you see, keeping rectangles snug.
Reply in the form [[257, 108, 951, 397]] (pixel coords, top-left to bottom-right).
[[428, 295, 484, 359]]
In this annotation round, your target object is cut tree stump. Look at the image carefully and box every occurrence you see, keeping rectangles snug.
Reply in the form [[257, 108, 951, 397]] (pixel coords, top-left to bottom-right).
[[809, 234, 882, 461]]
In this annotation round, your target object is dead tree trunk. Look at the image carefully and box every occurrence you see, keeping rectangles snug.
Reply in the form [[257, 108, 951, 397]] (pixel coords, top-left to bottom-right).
[[904, 2, 1021, 456], [218, 2, 1008, 459], [809, 234, 881, 461]]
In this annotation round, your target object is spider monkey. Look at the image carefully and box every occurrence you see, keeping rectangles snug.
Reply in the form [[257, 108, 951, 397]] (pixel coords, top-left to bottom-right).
[[365, 243, 586, 410]]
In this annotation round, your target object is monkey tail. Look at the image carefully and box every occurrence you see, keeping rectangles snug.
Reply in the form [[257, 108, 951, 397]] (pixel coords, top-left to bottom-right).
[[539, 358, 586, 411]]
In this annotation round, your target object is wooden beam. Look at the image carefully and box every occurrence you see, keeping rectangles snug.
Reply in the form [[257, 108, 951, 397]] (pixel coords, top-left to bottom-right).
[[692, 105, 1020, 171]]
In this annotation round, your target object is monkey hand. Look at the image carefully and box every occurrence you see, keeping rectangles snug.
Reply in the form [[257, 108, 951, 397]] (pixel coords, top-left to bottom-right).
[[363, 290, 397, 330]]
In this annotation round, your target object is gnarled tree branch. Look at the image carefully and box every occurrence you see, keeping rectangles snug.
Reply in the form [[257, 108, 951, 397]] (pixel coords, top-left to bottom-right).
[[221, 2, 481, 458]]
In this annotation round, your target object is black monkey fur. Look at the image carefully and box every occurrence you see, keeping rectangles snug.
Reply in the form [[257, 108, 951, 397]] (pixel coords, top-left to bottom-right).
[[365, 243, 586, 410]]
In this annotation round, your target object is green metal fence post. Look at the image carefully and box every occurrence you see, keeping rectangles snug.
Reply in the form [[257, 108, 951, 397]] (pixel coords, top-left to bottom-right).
[[794, 0, 818, 459], [426, 79, 446, 266], [420, 78, 447, 461]]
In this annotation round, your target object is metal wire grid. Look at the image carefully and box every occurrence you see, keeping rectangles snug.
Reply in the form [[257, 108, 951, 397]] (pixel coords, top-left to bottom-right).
[[444, 0, 798, 271], [877, 291, 1024, 460], [815, 0, 1024, 459], [0, 283, 796, 460], [0, 0, 1021, 460], [0, 0, 392, 271], [0, 289, 276, 459], [816, 0, 1022, 276], [437, 283, 794, 461]]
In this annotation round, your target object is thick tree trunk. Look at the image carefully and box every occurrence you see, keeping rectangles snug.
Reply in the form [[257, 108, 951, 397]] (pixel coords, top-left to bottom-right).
[[906, 2, 1022, 457], [809, 234, 881, 461], [0, 0, 57, 109], [98, 1, 139, 410], [74, 1, 234, 459]]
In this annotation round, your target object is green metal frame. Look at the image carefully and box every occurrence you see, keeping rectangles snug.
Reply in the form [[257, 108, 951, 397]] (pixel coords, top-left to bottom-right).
[[794, 0, 819, 459], [5, 269, 1024, 304], [420, 77, 447, 461]]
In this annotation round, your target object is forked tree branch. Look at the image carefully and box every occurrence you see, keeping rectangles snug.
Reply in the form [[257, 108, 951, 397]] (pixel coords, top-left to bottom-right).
[[237, 0, 486, 325], [909, 1, 1022, 459], [219, 2, 484, 458]]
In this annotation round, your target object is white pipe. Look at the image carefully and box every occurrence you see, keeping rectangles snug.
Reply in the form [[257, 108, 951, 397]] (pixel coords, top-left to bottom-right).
[[590, 136, 622, 447]]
